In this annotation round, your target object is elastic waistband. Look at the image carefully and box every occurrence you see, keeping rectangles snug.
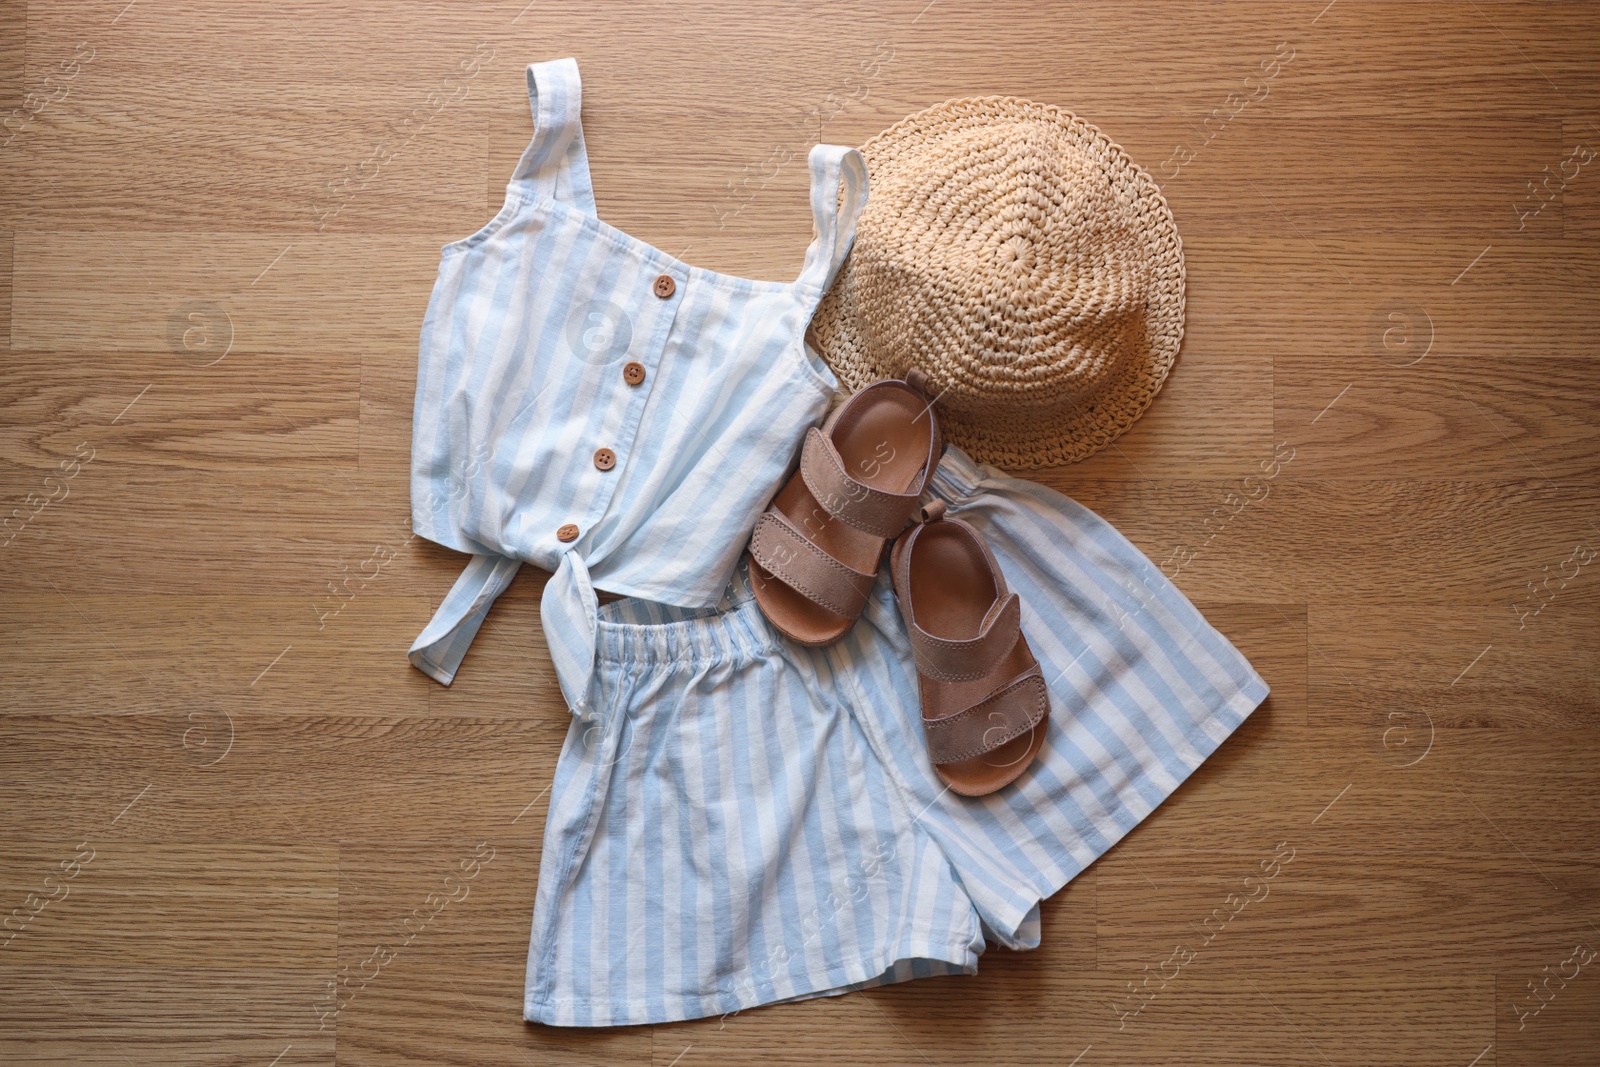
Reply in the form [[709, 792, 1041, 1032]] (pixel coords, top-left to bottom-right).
[[593, 563, 780, 668]]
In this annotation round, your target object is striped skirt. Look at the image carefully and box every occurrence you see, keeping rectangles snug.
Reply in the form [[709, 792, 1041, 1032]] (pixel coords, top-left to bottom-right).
[[523, 446, 1269, 1026]]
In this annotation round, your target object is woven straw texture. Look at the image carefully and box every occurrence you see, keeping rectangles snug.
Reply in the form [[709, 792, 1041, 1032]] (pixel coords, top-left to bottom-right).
[[807, 96, 1185, 469]]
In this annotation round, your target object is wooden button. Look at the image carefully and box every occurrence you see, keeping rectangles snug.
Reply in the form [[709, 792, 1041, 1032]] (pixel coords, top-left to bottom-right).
[[623, 361, 646, 386], [593, 448, 616, 471], [556, 523, 579, 543], [652, 274, 676, 299]]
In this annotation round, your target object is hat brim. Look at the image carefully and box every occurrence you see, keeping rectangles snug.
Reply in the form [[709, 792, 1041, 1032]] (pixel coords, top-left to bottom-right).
[[807, 96, 1185, 470]]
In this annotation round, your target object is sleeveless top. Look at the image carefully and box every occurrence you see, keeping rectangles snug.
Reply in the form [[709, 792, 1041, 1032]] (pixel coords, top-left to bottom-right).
[[407, 58, 868, 716]]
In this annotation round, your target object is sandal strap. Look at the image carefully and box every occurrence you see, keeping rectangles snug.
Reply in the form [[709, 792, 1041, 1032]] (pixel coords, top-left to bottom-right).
[[797, 427, 925, 540], [904, 593, 1024, 682], [922, 666, 1049, 766], [749, 509, 876, 619]]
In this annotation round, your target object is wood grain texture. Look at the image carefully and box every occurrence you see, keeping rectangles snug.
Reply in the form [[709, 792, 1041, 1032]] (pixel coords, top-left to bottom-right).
[[3, 1, 1597, 1064], [0, 351, 362, 470]]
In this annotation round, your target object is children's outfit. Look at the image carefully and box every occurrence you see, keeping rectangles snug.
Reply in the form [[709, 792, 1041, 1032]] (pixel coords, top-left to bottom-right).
[[408, 58, 1269, 1028]]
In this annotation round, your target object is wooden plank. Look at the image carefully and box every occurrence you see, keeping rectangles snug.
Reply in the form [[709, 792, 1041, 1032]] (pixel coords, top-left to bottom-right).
[[8, 233, 443, 353], [0, 836, 336, 1065], [1027, 974, 1494, 1067], [0, 0, 22, 113], [0, 464, 430, 595], [0, 713, 569, 845], [1277, 353, 1600, 481], [1561, 116, 1600, 240], [0, 968, 336, 1067], [648, 973, 1493, 1067], [0, 229, 10, 347], [1115, 726, 1600, 857], [0, 351, 361, 471], [1096, 848, 1599, 974], [334, 967, 653, 1066], [0, 103, 490, 234], [1308, 602, 1600, 729], [0, 594, 436, 718], [0, 841, 336, 967], [1040, 479, 1600, 605], [331, 843, 538, 965], [1151, 115, 1563, 239], [6, 2, 1595, 242], [15, 0, 513, 103], [1175, 237, 1600, 363], [1496, 958, 1600, 1067], [895, 1, 1600, 122], [489, 106, 1567, 270], [22, 242, 1597, 483], [358, 347, 416, 477], [16, 2, 1600, 121]]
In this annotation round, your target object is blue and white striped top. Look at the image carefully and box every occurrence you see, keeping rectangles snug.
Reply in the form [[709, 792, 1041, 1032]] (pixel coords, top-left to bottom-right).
[[408, 58, 866, 714]]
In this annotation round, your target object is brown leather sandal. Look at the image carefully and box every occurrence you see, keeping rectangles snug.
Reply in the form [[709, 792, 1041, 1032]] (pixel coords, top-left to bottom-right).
[[890, 500, 1049, 796], [749, 372, 943, 646]]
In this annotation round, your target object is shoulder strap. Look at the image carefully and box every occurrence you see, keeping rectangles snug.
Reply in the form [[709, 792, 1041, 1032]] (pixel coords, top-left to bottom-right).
[[511, 58, 598, 216], [795, 144, 869, 294]]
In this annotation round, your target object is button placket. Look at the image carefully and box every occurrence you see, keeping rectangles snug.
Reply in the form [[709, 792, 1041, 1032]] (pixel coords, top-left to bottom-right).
[[570, 266, 684, 542]]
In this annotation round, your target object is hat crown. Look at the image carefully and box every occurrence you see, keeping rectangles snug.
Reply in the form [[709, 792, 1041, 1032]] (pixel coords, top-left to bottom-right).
[[854, 111, 1156, 412]]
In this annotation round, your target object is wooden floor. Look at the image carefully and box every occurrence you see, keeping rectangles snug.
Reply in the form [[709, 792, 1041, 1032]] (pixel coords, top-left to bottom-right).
[[2, 1, 1598, 1064]]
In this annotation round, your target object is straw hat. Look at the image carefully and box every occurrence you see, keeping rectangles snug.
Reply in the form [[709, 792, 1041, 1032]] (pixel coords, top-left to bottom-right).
[[808, 96, 1185, 469]]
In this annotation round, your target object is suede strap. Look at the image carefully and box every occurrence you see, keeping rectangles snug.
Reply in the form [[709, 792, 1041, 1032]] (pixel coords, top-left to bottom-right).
[[749, 509, 877, 619], [797, 426, 923, 540], [920, 666, 1049, 765]]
